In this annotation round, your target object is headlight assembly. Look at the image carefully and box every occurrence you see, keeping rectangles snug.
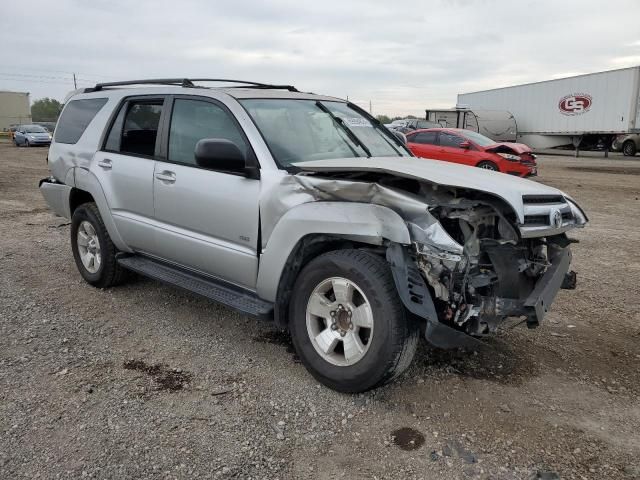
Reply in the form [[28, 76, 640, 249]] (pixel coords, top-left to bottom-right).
[[496, 152, 521, 161]]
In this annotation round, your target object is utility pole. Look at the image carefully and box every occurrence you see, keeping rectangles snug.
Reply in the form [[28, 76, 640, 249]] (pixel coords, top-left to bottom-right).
[[369, 100, 372, 114], [73, 73, 77, 89]]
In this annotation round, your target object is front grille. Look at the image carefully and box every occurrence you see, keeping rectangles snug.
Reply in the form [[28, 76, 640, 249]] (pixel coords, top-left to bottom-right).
[[524, 215, 549, 225], [522, 195, 564, 204], [524, 210, 573, 227]]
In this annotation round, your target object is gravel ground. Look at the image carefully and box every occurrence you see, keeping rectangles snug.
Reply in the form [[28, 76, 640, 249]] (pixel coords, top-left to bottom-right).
[[1, 141, 639, 480]]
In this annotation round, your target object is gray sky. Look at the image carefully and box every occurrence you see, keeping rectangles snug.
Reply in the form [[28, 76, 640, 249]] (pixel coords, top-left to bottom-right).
[[2, 0, 639, 116]]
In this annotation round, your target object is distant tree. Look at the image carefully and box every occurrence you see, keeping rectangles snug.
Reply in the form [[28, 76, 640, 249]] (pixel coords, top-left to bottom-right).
[[31, 98, 63, 122], [376, 114, 392, 124]]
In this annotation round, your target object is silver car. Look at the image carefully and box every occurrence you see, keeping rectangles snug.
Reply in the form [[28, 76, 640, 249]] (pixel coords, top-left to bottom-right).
[[612, 133, 639, 156], [40, 78, 587, 392], [14, 124, 52, 147]]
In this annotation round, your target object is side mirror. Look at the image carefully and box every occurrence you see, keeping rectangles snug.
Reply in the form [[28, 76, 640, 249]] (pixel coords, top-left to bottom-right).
[[195, 138, 247, 173], [460, 141, 471, 149], [392, 130, 407, 145]]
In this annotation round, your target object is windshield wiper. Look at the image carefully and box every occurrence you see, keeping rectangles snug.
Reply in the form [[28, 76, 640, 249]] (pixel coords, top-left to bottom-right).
[[315, 101, 372, 158], [347, 102, 406, 156]]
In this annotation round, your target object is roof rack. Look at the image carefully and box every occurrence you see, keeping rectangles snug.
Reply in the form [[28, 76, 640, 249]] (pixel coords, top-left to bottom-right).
[[86, 78, 298, 92]]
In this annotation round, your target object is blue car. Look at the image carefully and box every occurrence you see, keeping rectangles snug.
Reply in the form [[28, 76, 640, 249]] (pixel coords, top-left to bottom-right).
[[14, 124, 52, 147]]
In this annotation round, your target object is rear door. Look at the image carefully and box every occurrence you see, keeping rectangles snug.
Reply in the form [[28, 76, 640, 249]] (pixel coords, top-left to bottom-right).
[[92, 96, 165, 253], [152, 95, 260, 289], [407, 131, 439, 159]]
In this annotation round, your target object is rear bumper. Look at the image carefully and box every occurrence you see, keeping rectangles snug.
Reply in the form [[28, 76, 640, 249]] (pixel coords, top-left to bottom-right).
[[39, 177, 72, 219]]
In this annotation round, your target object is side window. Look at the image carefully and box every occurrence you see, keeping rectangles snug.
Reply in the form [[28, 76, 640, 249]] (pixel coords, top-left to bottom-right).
[[412, 131, 437, 145], [439, 132, 465, 148], [54, 98, 108, 144], [104, 99, 163, 157], [168, 99, 247, 167]]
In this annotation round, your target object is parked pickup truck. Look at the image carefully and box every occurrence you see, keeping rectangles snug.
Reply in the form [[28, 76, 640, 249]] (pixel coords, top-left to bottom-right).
[[40, 78, 588, 392]]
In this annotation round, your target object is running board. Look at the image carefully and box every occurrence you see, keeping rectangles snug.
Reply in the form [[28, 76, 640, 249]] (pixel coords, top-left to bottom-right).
[[117, 255, 273, 320]]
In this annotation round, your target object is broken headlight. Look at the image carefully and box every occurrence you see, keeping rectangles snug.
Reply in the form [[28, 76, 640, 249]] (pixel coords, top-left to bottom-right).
[[496, 152, 521, 161]]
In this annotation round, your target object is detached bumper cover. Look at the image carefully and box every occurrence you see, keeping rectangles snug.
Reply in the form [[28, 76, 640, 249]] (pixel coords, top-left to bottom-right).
[[39, 178, 72, 219]]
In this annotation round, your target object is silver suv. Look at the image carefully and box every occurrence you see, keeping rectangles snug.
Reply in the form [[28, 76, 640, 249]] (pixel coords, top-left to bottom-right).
[[40, 78, 587, 392]]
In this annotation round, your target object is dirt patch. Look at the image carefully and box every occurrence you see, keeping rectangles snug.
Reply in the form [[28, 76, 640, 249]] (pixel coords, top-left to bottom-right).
[[391, 427, 425, 451], [254, 329, 300, 363], [123, 359, 192, 391], [414, 337, 539, 385]]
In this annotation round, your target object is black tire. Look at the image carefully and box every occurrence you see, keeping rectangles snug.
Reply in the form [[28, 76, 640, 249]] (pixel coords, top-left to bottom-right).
[[71, 202, 126, 288], [289, 249, 418, 393], [622, 140, 637, 157], [477, 160, 499, 171]]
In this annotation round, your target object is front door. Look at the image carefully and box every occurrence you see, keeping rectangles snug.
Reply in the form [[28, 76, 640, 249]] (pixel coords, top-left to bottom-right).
[[437, 131, 475, 166], [152, 96, 260, 289], [92, 96, 165, 253]]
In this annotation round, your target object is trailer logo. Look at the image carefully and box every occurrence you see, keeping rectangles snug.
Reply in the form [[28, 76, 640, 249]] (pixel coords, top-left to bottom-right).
[[558, 94, 592, 115]]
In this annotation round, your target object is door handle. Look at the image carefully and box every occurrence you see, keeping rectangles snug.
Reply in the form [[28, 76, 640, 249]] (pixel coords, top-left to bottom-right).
[[97, 159, 112, 169], [155, 171, 176, 183]]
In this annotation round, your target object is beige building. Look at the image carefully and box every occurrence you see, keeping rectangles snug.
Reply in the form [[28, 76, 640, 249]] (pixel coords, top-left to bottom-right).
[[0, 91, 32, 131]]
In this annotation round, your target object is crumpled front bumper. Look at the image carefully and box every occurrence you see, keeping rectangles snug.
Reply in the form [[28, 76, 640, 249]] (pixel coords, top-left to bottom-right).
[[522, 243, 572, 326], [387, 241, 576, 349]]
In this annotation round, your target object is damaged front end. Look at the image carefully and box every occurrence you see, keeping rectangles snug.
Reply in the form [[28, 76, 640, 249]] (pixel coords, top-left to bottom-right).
[[394, 197, 577, 347], [265, 165, 584, 348]]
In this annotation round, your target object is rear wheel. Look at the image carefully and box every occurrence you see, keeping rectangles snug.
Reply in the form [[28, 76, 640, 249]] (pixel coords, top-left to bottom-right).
[[71, 203, 126, 288], [477, 160, 499, 171], [289, 249, 418, 392], [623, 140, 637, 156]]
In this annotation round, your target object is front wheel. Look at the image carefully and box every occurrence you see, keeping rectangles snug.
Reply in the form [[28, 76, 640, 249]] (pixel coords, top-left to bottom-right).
[[623, 140, 637, 156], [289, 249, 418, 392], [477, 160, 499, 171], [71, 203, 126, 288]]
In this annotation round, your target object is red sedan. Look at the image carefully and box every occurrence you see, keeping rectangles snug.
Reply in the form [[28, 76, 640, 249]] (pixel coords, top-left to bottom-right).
[[406, 128, 537, 177]]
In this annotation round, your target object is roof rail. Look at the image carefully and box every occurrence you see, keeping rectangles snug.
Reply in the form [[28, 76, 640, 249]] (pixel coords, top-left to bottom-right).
[[86, 78, 298, 92]]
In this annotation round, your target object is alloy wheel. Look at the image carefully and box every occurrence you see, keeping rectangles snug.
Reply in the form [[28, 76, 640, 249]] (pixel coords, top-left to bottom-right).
[[76, 220, 101, 273], [305, 277, 374, 366]]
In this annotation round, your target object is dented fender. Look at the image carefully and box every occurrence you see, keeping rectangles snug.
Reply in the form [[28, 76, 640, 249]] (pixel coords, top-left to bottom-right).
[[256, 202, 410, 302], [73, 167, 131, 252]]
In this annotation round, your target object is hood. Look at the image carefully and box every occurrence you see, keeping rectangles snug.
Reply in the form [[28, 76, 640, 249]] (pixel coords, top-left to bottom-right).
[[484, 142, 532, 154], [295, 156, 563, 223], [26, 132, 50, 138]]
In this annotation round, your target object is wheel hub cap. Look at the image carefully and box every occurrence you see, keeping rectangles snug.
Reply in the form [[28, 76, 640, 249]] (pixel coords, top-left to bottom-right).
[[77, 220, 101, 274], [306, 277, 374, 366]]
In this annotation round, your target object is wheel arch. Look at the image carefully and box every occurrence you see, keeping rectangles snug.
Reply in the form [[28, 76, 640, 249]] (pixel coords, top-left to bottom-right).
[[71, 167, 131, 252], [256, 202, 411, 327]]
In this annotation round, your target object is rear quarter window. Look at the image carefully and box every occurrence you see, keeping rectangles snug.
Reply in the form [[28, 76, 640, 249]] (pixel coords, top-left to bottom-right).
[[54, 98, 108, 144]]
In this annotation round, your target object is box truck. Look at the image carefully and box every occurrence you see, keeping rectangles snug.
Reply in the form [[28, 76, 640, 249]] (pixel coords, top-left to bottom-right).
[[455, 66, 640, 152]]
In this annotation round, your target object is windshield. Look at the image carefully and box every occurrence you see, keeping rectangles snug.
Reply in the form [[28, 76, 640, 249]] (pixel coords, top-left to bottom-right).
[[240, 99, 409, 166], [459, 130, 495, 147], [23, 125, 48, 133]]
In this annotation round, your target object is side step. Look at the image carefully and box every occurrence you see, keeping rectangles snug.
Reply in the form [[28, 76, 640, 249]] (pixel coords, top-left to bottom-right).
[[117, 255, 273, 320]]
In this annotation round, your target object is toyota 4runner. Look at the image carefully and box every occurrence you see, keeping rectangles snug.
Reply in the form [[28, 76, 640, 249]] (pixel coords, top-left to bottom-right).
[[40, 78, 588, 392]]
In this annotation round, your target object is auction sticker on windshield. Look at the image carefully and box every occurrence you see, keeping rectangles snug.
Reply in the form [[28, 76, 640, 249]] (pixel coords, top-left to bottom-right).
[[343, 118, 372, 128]]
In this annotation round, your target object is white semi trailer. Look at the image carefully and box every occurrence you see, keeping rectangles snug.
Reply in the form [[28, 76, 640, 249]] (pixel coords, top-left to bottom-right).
[[456, 66, 640, 153]]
